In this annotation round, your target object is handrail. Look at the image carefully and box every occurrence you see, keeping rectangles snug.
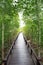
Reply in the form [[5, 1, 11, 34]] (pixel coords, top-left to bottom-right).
[[27, 41, 41, 65], [2, 41, 14, 65], [1, 34, 19, 65], [23, 36, 41, 65], [27, 41, 37, 59]]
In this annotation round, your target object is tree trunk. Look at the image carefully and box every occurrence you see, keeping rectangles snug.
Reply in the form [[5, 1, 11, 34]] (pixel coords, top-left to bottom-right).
[[2, 22, 4, 60], [36, 0, 41, 58]]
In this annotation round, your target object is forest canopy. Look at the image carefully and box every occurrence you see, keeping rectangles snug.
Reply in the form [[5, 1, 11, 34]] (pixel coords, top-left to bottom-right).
[[0, 0, 43, 64]]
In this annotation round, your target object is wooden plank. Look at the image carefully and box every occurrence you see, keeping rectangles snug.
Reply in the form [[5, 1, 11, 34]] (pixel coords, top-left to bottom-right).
[[8, 33, 34, 65]]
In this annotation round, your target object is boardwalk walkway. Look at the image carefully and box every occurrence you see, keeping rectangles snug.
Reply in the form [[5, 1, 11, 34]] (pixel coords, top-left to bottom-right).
[[8, 33, 34, 65]]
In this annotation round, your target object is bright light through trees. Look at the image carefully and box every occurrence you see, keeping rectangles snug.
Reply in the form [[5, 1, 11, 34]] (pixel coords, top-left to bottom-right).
[[18, 11, 25, 28], [0, 0, 43, 64]]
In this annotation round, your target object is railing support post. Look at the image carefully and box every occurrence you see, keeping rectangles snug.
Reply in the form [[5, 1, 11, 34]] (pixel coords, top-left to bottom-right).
[[31, 49, 32, 55], [4, 61, 7, 65], [2, 60, 7, 65], [37, 60, 40, 65]]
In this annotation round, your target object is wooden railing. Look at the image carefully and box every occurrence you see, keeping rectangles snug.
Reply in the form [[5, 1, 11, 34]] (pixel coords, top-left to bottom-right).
[[1, 34, 19, 65], [23, 36, 41, 65]]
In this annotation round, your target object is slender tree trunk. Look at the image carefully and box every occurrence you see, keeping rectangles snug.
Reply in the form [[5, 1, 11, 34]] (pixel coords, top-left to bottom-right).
[[38, 0, 41, 58], [38, 21, 41, 58], [2, 22, 4, 60], [36, 0, 41, 58]]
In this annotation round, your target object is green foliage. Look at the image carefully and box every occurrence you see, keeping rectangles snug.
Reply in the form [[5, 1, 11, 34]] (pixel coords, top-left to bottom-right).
[[0, 0, 43, 64], [0, 0, 19, 63], [21, 0, 43, 58]]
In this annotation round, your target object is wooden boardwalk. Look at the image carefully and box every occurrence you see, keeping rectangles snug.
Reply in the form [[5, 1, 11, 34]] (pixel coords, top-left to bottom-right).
[[8, 33, 34, 65]]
